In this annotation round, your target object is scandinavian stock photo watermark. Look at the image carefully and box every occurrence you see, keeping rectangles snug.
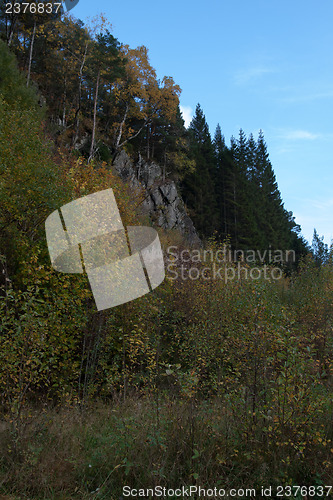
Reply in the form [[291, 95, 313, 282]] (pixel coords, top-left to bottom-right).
[[45, 190, 295, 311], [165, 245, 296, 283]]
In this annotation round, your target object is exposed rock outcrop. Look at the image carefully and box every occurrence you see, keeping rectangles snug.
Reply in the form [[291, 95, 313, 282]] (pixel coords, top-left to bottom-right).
[[113, 151, 201, 247]]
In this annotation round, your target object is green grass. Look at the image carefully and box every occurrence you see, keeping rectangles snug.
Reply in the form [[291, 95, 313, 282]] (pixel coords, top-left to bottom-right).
[[0, 393, 331, 499]]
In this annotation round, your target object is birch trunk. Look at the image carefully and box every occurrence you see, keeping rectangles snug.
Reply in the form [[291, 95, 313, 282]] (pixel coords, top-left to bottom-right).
[[89, 69, 100, 162], [26, 19, 36, 88], [73, 42, 88, 148]]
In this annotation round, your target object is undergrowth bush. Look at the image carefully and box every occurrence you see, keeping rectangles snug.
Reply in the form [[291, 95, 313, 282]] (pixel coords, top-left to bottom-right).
[[0, 251, 333, 498]]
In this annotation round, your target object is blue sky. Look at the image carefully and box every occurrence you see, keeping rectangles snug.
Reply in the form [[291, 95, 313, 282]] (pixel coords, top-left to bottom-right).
[[69, 0, 333, 246]]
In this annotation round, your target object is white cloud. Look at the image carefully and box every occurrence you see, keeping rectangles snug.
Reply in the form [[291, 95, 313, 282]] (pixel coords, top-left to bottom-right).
[[278, 129, 319, 141], [310, 198, 333, 211], [234, 66, 276, 85], [180, 105, 193, 128], [279, 89, 333, 103], [276, 146, 294, 155], [293, 206, 333, 245]]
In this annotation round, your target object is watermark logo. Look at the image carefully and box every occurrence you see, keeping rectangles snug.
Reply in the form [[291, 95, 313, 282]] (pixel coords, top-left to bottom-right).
[[166, 246, 295, 282], [45, 189, 165, 310], [63, 0, 80, 12], [9, 1, 81, 26]]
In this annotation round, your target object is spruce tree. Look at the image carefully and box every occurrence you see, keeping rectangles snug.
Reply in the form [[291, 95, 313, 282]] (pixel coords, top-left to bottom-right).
[[312, 229, 329, 266], [213, 124, 227, 236], [181, 104, 219, 237], [233, 129, 259, 248]]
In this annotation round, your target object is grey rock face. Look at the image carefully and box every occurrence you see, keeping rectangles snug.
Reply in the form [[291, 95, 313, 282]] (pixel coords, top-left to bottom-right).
[[113, 151, 201, 246]]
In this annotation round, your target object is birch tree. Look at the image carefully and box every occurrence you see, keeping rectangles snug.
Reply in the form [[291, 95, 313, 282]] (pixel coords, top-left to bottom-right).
[[112, 45, 181, 152]]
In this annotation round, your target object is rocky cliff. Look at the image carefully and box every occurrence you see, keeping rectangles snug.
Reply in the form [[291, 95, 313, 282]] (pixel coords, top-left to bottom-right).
[[113, 151, 201, 247]]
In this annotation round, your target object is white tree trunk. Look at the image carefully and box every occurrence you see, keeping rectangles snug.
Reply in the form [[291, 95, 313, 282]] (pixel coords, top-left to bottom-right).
[[26, 19, 36, 88], [89, 69, 100, 162]]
